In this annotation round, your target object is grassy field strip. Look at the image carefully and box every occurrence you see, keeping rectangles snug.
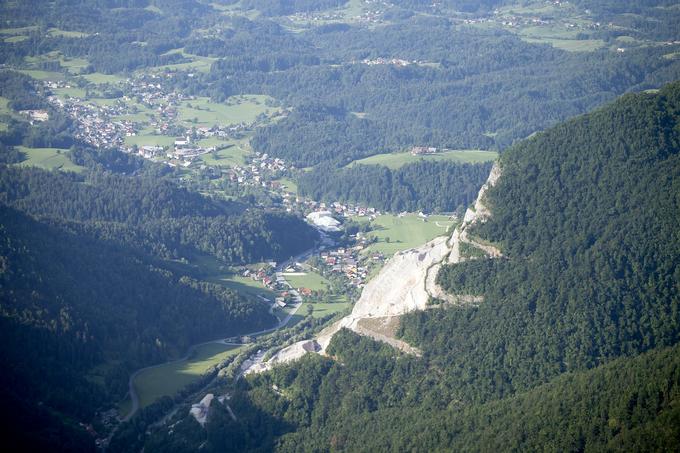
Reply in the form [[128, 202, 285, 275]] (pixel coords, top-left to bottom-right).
[[17, 147, 84, 172], [82, 73, 125, 84], [273, 177, 298, 194], [348, 149, 498, 169], [132, 343, 245, 409], [210, 274, 278, 301], [285, 271, 330, 291], [197, 139, 250, 167], [362, 213, 456, 256], [177, 95, 275, 127], [17, 69, 64, 81], [309, 302, 350, 318]]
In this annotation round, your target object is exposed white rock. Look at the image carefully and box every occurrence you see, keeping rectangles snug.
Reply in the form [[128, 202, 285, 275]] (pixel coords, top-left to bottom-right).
[[189, 393, 214, 426]]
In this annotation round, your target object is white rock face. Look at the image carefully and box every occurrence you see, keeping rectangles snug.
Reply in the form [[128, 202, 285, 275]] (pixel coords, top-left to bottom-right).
[[350, 236, 451, 319], [189, 393, 214, 426], [250, 162, 503, 373]]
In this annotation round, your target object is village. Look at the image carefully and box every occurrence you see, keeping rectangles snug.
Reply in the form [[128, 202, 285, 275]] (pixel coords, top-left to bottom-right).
[[43, 74, 256, 154], [37, 67, 403, 328]]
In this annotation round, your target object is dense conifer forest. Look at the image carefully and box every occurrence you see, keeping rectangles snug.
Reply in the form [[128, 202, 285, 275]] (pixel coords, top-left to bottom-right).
[[298, 160, 492, 213]]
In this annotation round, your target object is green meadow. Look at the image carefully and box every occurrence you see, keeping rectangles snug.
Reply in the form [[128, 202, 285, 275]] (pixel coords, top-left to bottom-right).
[[285, 271, 331, 291], [177, 95, 275, 128], [348, 150, 497, 170], [17, 147, 84, 172], [275, 177, 298, 195], [362, 213, 455, 256], [132, 343, 244, 409], [309, 302, 351, 318], [214, 274, 278, 301], [197, 138, 250, 168]]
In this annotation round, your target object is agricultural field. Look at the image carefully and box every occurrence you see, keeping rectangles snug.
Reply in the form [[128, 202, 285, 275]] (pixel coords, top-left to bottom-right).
[[132, 343, 244, 409], [182, 254, 279, 302], [17, 69, 64, 81], [0, 97, 11, 130], [4, 35, 28, 43], [177, 95, 276, 128], [82, 72, 125, 85], [488, 0, 606, 52], [518, 27, 605, 52], [51, 86, 88, 99], [154, 49, 217, 73], [0, 25, 38, 36], [197, 138, 250, 168], [23, 51, 90, 75], [16, 147, 84, 172], [362, 213, 456, 256], [285, 271, 331, 291], [0, 97, 10, 114], [206, 272, 278, 302], [46, 28, 89, 38], [308, 301, 350, 318], [348, 150, 498, 170]]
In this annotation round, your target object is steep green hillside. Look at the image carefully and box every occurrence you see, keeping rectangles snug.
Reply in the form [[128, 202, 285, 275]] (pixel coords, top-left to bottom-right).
[[298, 160, 492, 213], [0, 161, 316, 451], [0, 205, 275, 451], [429, 80, 680, 398], [0, 166, 317, 264], [273, 331, 680, 452]]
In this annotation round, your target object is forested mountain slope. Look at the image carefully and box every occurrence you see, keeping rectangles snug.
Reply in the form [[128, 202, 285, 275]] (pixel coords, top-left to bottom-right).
[[0, 162, 317, 451], [145, 81, 680, 451], [298, 160, 493, 213], [0, 166, 317, 264], [0, 205, 274, 451], [428, 80, 680, 397]]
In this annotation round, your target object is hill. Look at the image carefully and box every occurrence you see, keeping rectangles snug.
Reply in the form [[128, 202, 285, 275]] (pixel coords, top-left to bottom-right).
[[0, 162, 318, 451], [0, 205, 274, 451]]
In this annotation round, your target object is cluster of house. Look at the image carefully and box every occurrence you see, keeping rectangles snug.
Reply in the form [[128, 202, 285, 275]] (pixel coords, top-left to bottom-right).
[[19, 109, 49, 123], [242, 264, 278, 291], [226, 153, 289, 188], [290, 11, 345, 22], [194, 122, 250, 139], [318, 239, 385, 288], [241, 264, 306, 309], [47, 94, 137, 148], [311, 201, 380, 219], [355, 1, 386, 24], [469, 2, 604, 31], [43, 70, 271, 165]]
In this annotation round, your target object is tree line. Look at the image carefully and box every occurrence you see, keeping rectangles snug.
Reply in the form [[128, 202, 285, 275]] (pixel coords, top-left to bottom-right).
[[298, 160, 492, 213]]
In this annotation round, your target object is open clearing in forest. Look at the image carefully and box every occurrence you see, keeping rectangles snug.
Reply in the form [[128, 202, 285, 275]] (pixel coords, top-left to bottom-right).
[[348, 150, 497, 169], [133, 343, 244, 409], [17, 147, 84, 172], [177, 95, 276, 128], [362, 213, 455, 256]]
